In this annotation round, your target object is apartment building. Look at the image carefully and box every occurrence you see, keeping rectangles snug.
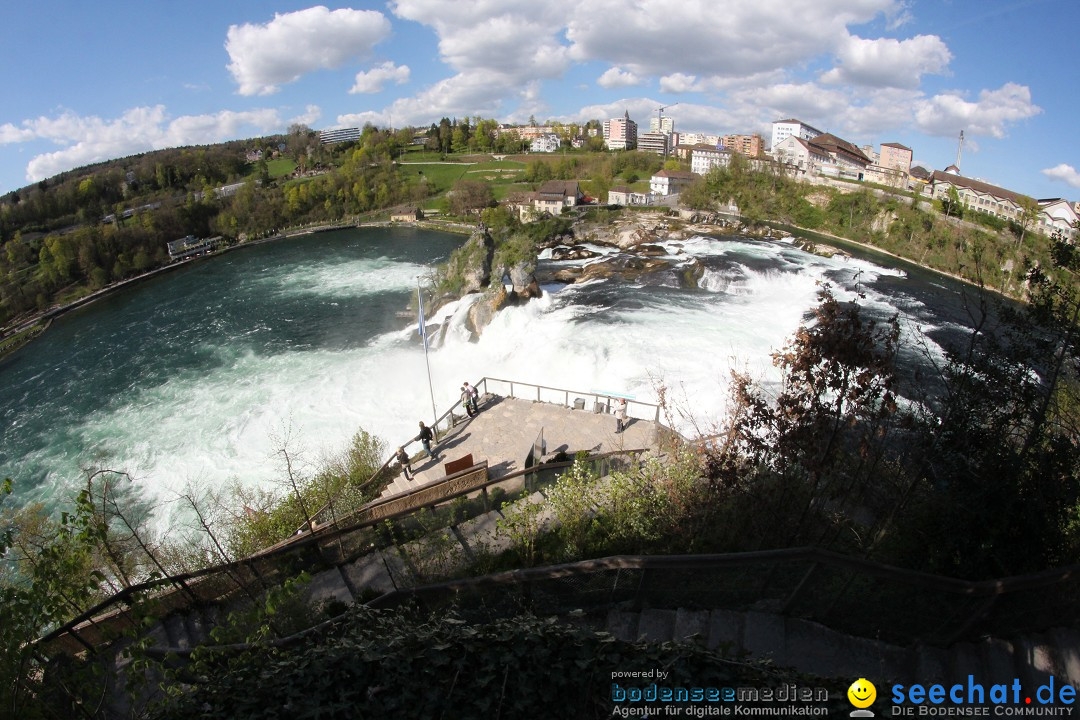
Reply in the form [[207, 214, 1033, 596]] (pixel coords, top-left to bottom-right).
[[603, 111, 638, 150], [721, 133, 764, 157], [689, 145, 733, 175], [319, 127, 362, 145], [770, 119, 823, 151], [638, 132, 669, 156]]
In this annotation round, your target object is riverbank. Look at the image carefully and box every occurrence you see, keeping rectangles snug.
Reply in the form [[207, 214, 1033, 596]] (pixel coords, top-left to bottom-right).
[[0, 206, 1022, 362], [762, 220, 1016, 301]]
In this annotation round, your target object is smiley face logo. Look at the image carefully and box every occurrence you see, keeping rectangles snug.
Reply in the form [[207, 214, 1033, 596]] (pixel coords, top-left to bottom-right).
[[848, 678, 876, 709]]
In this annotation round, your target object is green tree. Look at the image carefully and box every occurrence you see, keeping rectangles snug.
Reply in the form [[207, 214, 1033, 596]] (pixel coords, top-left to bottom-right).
[[940, 186, 963, 219], [1016, 195, 1040, 246], [449, 179, 494, 216]]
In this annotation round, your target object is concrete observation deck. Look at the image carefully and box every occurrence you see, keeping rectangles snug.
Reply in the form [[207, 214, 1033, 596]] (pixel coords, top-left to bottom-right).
[[381, 388, 664, 499]]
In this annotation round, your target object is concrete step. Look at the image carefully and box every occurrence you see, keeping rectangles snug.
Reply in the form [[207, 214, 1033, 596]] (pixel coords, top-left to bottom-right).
[[980, 637, 1018, 685], [949, 641, 986, 685], [454, 509, 507, 556], [913, 644, 950, 686], [706, 609, 744, 655], [1046, 628, 1080, 686], [637, 609, 676, 642], [742, 610, 786, 662], [303, 566, 354, 608], [161, 613, 190, 651], [185, 607, 216, 646], [342, 550, 397, 596], [673, 608, 709, 644], [606, 609, 640, 642], [783, 616, 908, 682], [1017, 634, 1062, 692]]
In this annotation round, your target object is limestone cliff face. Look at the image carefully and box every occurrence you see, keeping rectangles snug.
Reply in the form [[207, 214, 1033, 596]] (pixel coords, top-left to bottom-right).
[[434, 227, 542, 338], [504, 260, 542, 300], [456, 228, 494, 294]]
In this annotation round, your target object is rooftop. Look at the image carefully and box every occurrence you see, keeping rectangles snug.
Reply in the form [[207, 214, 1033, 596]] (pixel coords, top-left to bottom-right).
[[930, 170, 1029, 205]]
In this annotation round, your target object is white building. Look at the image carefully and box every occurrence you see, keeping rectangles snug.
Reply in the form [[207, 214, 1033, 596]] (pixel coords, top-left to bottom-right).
[[677, 132, 721, 147], [637, 132, 669, 156], [770, 119, 822, 151], [650, 170, 695, 196], [770, 136, 829, 175], [649, 116, 675, 134], [319, 127, 362, 145], [1036, 198, 1078, 239], [534, 180, 583, 215], [608, 186, 655, 206], [530, 134, 560, 153], [690, 146, 733, 175]]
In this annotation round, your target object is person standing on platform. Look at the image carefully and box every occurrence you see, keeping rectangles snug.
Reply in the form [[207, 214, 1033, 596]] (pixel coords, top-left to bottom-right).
[[461, 385, 476, 418], [464, 381, 480, 415], [417, 421, 439, 460], [395, 447, 413, 480], [615, 398, 628, 433]]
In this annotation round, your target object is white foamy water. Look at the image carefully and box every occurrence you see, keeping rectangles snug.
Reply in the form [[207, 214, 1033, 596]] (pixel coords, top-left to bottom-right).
[[261, 257, 429, 299], [2, 230, 966, 532]]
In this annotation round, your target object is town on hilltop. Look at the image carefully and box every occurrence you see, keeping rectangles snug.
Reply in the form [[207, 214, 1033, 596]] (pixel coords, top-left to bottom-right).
[[319, 113, 1078, 238]]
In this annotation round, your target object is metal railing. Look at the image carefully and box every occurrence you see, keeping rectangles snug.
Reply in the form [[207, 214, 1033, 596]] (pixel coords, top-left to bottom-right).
[[307, 377, 668, 528], [479, 376, 663, 423], [37, 447, 647, 656], [367, 549, 1080, 648], [38, 376, 670, 655]]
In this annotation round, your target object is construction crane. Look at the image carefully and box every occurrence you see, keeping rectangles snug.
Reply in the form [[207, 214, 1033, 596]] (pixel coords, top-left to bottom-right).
[[656, 102, 679, 133], [656, 103, 679, 157]]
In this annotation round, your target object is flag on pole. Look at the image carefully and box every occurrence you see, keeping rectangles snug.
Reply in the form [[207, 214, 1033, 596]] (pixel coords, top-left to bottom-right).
[[417, 286, 428, 350]]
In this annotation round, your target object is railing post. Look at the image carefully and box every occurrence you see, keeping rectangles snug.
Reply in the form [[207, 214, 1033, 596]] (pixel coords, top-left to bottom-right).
[[564, 390, 568, 407], [536, 385, 540, 401], [781, 562, 819, 615]]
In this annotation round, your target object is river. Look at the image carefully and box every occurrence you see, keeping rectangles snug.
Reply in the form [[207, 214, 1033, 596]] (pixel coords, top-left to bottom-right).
[[0, 225, 989, 529]]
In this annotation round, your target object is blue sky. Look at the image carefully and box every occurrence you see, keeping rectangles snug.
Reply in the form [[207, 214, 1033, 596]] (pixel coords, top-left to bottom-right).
[[1, 1, 1078, 200]]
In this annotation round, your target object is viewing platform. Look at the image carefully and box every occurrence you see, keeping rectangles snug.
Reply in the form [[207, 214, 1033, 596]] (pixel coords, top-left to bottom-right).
[[380, 378, 668, 499]]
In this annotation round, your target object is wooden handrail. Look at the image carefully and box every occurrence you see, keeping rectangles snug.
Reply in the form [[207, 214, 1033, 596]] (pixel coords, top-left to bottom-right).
[[36, 448, 644, 649], [367, 547, 1080, 609]]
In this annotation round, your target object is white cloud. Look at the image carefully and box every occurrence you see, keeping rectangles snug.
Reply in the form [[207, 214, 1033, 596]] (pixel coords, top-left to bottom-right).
[[829, 87, 920, 136], [821, 34, 951, 88], [384, 69, 517, 126], [597, 67, 641, 88], [884, 0, 914, 29], [388, 0, 571, 123], [350, 62, 411, 94], [0, 123, 36, 144], [659, 73, 702, 94], [914, 82, 1041, 139], [8, 106, 286, 182], [1042, 164, 1080, 190], [226, 6, 391, 96], [730, 82, 851, 129], [336, 110, 388, 128], [289, 105, 322, 128], [566, 0, 895, 79]]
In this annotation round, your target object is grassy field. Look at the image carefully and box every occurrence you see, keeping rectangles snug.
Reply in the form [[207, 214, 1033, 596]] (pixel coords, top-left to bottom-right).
[[267, 158, 297, 178], [492, 183, 533, 201], [467, 160, 526, 171], [399, 163, 473, 194]]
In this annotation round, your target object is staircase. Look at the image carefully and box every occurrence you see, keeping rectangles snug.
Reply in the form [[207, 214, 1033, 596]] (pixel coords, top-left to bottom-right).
[[602, 605, 1080, 692]]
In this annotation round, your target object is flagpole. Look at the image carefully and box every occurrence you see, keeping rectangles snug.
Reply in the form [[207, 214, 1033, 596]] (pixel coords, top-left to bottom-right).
[[417, 279, 439, 430]]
